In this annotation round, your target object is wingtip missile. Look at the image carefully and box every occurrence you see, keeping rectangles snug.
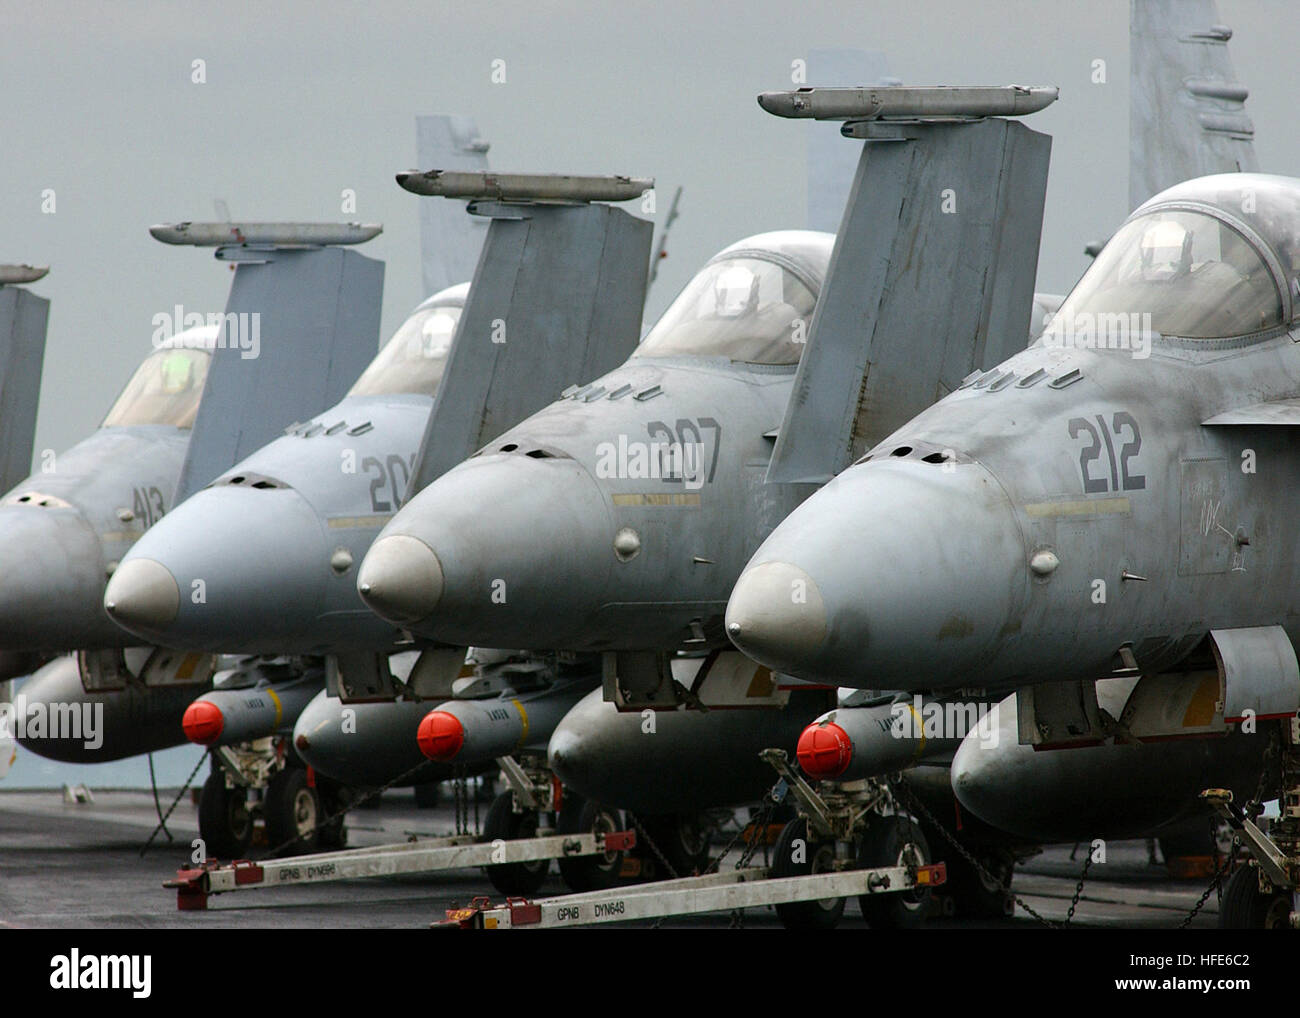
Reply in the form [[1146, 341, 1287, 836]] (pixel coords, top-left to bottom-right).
[[148, 222, 383, 247], [757, 84, 1059, 121], [0, 264, 49, 285], [395, 169, 654, 203]]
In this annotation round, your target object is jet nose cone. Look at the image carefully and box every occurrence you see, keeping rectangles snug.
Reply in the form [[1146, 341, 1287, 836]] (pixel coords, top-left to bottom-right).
[[727, 461, 1026, 687], [181, 698, 224, 746], [104, 558, 180, 631], [356, 535, 444, 625], [103, 485, 342, 653], [724, 562, 827, 672], [416, 710, 464, 761], [360, 454, 613, 648]]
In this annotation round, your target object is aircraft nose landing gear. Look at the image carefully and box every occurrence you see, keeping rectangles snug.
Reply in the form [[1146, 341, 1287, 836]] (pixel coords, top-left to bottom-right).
[[761, 749, 935, 931]]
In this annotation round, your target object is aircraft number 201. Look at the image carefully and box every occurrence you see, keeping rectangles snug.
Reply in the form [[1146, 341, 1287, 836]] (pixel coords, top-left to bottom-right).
[[1067, 413, 1145, 494]]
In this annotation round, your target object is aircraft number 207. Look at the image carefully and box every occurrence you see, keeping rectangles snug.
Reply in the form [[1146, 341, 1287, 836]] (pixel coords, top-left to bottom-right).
[[1067, 413, 1145, 494]]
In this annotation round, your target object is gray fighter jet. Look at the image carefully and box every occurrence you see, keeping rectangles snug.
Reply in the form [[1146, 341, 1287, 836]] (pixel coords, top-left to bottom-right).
[[348, 87, 1055, 913], [756, 0, 1281, 874], [12, 221, 384, 775], [726, 173, 1300, 925], [102, 169, 653, 859]]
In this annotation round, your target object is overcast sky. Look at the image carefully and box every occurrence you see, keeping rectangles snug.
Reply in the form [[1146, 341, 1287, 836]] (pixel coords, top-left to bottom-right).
[[4, 0, 1297, 456]]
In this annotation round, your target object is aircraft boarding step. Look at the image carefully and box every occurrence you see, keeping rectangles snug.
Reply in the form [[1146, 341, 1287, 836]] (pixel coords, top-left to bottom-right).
[[164, 829, 635, 910], [435, 862, 946, 929]]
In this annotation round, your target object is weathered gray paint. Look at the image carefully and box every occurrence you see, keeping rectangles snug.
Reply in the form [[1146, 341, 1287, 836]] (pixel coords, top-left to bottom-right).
[[730, 174, 1300, 701], [362, 231, 833, 654], [411, 201, 651, 493], [768, 116, 1052, 485], [14, 654, 208, 762], [0, 284, 49, 492], [1129, 0, 1257, 210], [0, 425, 188, 650], [550, 686, 834, 812], [952, 680, 1274, 841], [175, 246, 384, 502], [111, 393, 431, 654]]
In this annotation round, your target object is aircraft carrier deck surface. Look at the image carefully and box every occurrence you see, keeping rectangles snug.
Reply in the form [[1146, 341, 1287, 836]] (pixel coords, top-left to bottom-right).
[[0, 786, 1224, 930]]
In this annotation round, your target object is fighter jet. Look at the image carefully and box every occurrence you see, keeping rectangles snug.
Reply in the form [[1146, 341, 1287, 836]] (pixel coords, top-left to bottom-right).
[[355, 228, 837, 660], [12, 219, 384, 848], [771, 0, 1288, 895], [105, 281, 469, 659], [347, 86, 1057, 917], [726, 171, 1300, 925], [102, 168, 654, 860]]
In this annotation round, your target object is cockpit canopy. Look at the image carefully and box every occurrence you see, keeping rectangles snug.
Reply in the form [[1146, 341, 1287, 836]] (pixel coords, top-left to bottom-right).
[[1054, 173, 1300, 342], [634, 230, 832, 365], [348, 282, 469, 397], [103, 330, 213, 428]]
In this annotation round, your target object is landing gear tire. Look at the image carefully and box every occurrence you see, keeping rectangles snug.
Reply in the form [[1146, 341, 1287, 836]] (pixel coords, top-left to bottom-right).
[[858, 815, 932, 929], [557, 795, 627, 892], [1219, 865, 1292, 929], [413, 781, 441, 809], [197, 771, 252, 860], [771, 816, 845, 930], [315, 777, 349, 850], [265, 767, 322, 857], [639, 813, 711, 878], [482, 791, 550, 896], [945, 849, 1014, 919]]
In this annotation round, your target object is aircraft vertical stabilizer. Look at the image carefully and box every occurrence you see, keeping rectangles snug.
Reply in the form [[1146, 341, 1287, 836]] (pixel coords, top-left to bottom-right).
[[0, 268, 49, 493], [399, 171, 654, 494], [1130, 0, 1258, 209], [763, 86, 1055, 483], [151, 225, 385, 502]]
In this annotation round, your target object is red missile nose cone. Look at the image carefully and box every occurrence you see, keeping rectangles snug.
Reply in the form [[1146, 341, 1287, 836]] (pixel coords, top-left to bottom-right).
[[182, 700, 225, 746], [417, 710, 464, 761], [796, 721, 852, 778]]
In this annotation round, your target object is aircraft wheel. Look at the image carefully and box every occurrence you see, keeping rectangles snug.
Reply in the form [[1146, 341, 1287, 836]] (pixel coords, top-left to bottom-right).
[[197, 771, 252, 860], [265, 767, 322, 856], [1220, 866, 1292, 929], [557, 795, 627, 892], [413, 780, 441, 808], [944, 848, 1014, 918], [858, 814, 932, 929], [315, 779, 349, 849], [771, 816, 845, 930], [639, 812, 711, 878], [482, 791, 550, 896]]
